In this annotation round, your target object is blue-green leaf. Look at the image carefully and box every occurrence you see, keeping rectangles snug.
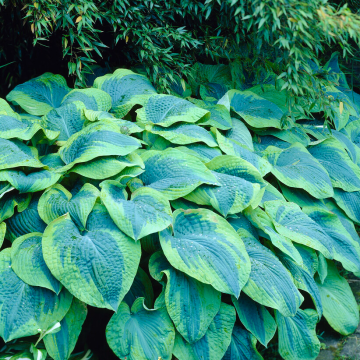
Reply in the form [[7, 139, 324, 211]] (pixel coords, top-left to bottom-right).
[[0, 248, 72, 342], [44, 298, 87, 360], [333, 188, 360, 225], [173, 303, 235, 360], [61, 88, 112, 111], [100, 180, 172, 241], [42, 204, 141, 311], [231, 292, 276, 347], [6, 73, 71, 116], [149, 251, 221, 343], [275, 309, 320, 360], [265, 143, 333, 199], [11, 232, 61, 294], [159, 208, 251, 297], [38, 183, 99, 231], [106, 298, 175, 360], [139, 148, 219, 200]]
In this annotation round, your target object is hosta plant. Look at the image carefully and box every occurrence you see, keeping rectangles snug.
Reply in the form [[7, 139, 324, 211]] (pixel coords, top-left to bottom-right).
[[0, 53, 360, 360]]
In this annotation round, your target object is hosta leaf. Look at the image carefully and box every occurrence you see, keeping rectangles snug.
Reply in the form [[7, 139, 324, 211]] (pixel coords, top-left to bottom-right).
[[231, 292, 276, 347], [139, 148, 218, 200], [106, 298, 175, 360], [100, 181, 172, 241], [94, 69, 157, 117], [70, 153, 144, 180], [149, 251, 221, 343], [218, 89, 284, 129], [244, 207, 303, 265], [242, 236, 303, 317], [0, 139, 44, 171], [136, 94, 209, 127], [44, 298, 87, 360], [61, 88, 112, 111], [316, 260, 359, 335], [6, 197, 46, 242], [145, 123, 218, 147], [253, 135, 291, 151], [6, 73, 71, 116], [0, 192, 30, 222], [159, 208, 251, 297], [264, 201, 333, 259], [265, 143, 333, 199], [11, 232, 61, 294], [213, 129, 272, 176], [0, 248, 72, 342], [308, 137, 360, 192], [175, 144, 222, 163], [0, 113, 43, 141], [38, 183, 99, 230], [123, 267, 154, 308], [200, 83, 228, 102], [58, 121, 141, 170], [185, 155, 265, 216], [277, 252, 323, 317], [255, 126, 310, 147], [222, 326, 264, 360], [0, 223, 5, 249], [173, 303, 235, 360], [42, 204, 141, 311], [303, 206, 360, 273], [0, 168, 61, 193], [192, 101, 232, 130], [333, 188, 360, 224], [225, 118, 254, 150], [41, 101, 86, 141], [259, 182, 285, 207], [275, 309, 320, 360]]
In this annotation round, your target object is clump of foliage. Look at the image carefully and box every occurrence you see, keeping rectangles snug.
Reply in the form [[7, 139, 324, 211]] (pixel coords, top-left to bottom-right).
[[0, 53, 360, 360]]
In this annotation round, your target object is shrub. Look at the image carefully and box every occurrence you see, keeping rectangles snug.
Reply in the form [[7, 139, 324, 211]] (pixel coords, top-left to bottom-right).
[[0, 53, 359, 360]]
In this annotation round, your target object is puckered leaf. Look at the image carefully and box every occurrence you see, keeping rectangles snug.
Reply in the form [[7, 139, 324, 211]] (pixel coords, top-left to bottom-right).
[[106, 298, 175, 360], [159, 208, 251, 297], [308, 137, 360, 192], [40, 101, 87, 141], [145, 123, 218, 147], [218, 89, 284, 129], [213, 129, 271, 176], [0, 191, 30, 222], [244, 207, 303, 265], [70, 153, 144, 180], [222, 326, 264, 360], [58, 121, 141, 170], [232, 292, 276, 347], [275, 309, 320, 360], [185, 155, 265, 216], [6, 196, 46, 242], [264, 201, 333, 259], [11, 232, 61, 294], [255, 126, 310, 147], [316, 260, 359, 335], [42, 204, 141, 311], [259, 182, 285, 207], [149, 251, 221, 343], [94, 69, 157, 117], [0, 139, 44, 171], [136, 94, 209, 127], [225, 117, 254, 150], [302, 206, 360, 273], [38, 183, 99, 230], [175, 144, 222, 163], [173, 303, 235, 360], [6, 73, 71, 116], [44, 298, 87, 360], [139, 148, 218, 200], [241, 236, 303, 317], [61, 88, 112, 111], [333, 188, 360, 224], [0, 168, 61, 193], [100, 180, 172, 241], [265, 143, 333, 199], [0, 248, 72, 342]]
